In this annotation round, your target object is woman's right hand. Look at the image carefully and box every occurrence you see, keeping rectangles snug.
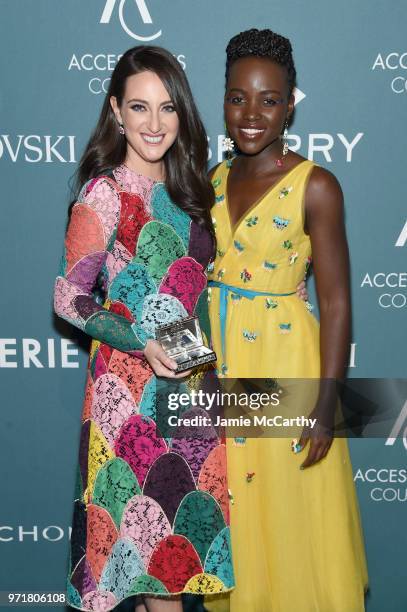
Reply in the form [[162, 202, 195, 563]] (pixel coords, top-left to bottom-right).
[[296, 280, 308, 301], [143, 340, 192, 378]]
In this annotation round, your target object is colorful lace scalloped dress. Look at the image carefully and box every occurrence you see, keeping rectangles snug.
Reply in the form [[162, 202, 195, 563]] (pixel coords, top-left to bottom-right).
[[205, 159, 368, 611], [54, 163, 234, 612]]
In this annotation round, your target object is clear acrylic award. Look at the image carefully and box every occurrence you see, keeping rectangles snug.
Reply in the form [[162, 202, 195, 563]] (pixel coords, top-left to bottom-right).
[[156, 316, 217, 373]]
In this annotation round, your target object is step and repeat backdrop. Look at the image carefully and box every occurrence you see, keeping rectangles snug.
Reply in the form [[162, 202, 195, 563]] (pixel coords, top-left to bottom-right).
[[0, 1, 406, 610]]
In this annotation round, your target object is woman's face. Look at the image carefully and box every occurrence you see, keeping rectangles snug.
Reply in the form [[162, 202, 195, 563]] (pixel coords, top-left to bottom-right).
[[110, 70, 179, 165], [224, 56, 294, 157]]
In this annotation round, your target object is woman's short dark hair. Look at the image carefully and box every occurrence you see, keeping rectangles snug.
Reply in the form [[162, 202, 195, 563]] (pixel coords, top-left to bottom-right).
[[225, 28, 296, 95], [75, 45, 214, 237]]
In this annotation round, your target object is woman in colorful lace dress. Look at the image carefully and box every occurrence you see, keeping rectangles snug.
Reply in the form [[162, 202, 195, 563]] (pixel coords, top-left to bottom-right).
[[54, 46, 235, 612], [206, 29, 368, 611]]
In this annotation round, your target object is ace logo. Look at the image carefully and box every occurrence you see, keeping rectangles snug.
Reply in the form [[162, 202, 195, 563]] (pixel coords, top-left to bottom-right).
[[100, 0, 162, 41], [395, 220, 407, 247], [385, 400, 407, 450]]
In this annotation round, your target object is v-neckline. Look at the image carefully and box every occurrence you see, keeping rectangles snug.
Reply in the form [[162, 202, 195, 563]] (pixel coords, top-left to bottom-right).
[[225, 159, 309, 237]]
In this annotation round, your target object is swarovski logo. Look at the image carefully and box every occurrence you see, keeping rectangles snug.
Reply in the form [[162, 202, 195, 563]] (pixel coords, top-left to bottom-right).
[[0, 135, 76, 163], [100, 0, 162, 41]]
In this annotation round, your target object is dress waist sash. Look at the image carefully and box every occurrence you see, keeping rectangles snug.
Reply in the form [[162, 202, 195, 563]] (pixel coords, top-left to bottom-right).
[[208, 280, 296, 371]]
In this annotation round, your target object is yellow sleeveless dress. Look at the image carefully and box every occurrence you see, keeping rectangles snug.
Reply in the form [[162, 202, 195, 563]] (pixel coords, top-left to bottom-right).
[[205, 159, 368, 611]]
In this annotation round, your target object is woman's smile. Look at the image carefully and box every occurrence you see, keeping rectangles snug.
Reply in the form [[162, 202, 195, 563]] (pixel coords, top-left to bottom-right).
[[239, 127, 266, 139], [141, 132, 166, 145]]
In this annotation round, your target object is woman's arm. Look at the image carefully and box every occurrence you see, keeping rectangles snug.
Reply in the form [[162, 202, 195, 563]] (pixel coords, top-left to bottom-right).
[[299, 166, 351, 468], [306, 167, 351, 378], [54, 176, 150, 353]]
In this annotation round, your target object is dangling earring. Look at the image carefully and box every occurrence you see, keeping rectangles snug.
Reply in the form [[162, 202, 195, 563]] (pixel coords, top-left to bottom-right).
[[118, 123, 125, 135], [282, 119, 289, 156], [222, 129, 235, 168], [276, 119, 289, 167]]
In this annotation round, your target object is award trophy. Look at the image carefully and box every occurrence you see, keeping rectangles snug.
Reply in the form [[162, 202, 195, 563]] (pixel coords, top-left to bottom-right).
[[155, 316, 217, 373]]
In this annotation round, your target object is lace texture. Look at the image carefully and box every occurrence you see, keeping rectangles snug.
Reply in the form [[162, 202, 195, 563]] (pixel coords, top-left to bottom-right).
[[140, 293, 188, 337], [105, 240, 132, 285], [150, 183, 191, 248], [159, 257, 207, 315], [120, 495, 172, 566], [93, 457, 141, 528], [133, 220, 186, 284], [171, 408, 220, 481], [99, 538, 145, 599], [113, 164, 155, 205], [114, 415, 168, 487], [59, 169, 234, 610], [173, 491, 226, 565], [91, 374, 138, 446], [147, 535, 203, 593], [116, 191, 151, 255], [142, 452, 196, 525], [204, 527, 235, 588], [86, 504, 119, 582]]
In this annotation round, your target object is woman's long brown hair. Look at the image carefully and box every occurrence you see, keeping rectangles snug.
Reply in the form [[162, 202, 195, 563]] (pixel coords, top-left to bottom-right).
[[75, 45, 215, 240]]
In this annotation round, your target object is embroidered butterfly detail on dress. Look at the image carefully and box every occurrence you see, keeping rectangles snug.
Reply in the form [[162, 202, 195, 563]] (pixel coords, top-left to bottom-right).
[[234, 437, 246, 446], [278, 186, 293, 199], [240, 269, 252, 282], [234, 240, 244, 253], [212, 177, 222, 188], [273, 216, 290, 230], [217, 268, 225, 280], [283, 240, 293, 249], [265, 298, 278, 309], [263, 261, 277, 270], [279, 323, 292, 334], [243, 329, 258, 342], [245, 216, 258, 227], [288, 252, 298, 265], [215, 194, 225, 204]]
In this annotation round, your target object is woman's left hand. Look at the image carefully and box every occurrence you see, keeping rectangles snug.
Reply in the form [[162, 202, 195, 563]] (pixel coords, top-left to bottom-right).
[[296, 400, 334, 469]]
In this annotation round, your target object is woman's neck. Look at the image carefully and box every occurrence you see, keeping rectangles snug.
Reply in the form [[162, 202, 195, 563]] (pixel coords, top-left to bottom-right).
[[236, 139, 284, 177], [124, 151, 166, 182]]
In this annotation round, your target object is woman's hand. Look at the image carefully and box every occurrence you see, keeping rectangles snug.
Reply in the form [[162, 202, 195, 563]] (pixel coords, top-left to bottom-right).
[[296, 396, 335, 469], [296, 280, 308, 301], [143, 340, 192, 378]]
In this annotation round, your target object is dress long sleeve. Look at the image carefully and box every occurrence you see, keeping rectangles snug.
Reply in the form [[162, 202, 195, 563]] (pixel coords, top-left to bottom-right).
[[54, 176, 150, 352]]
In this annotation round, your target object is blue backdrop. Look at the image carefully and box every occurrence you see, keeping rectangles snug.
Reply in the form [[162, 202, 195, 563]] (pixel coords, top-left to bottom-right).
[[0, 1, 406, 610]]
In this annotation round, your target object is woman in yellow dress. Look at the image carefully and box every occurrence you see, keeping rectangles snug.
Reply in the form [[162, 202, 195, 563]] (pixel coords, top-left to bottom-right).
[[205, 29, 368, 611]]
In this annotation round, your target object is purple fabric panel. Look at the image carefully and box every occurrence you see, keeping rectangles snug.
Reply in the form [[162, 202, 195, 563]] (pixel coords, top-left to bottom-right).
[[143, 452, 195, 525], [70, 556, 97, 597], [70, 501, 87, 571], [73, 295, 104, 322], [187, 221, 214, 268], [67, 251, 107, 293], [79, 420, 91, 494], [171, 408, 219, 481]]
